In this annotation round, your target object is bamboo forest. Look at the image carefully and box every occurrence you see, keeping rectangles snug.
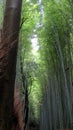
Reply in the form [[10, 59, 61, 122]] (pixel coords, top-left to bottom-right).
[[0, 0, 73, 130]]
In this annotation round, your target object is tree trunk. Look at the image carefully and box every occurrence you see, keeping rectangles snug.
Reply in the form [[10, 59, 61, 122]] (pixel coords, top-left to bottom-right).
[[0, 0, 22, 130]]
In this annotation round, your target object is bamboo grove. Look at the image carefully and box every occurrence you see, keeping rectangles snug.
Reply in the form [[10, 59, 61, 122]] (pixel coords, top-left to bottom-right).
[[0, 0, 73, 130]]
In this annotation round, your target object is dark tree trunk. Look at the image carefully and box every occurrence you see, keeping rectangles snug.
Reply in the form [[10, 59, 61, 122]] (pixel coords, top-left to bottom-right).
[[0, 0, 22, 130]]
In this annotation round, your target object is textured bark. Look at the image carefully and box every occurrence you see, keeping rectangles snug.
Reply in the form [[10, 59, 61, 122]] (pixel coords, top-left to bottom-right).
[[0, 0, 22, 130], [20, 54, 29, 129], [12, 86, 24, 130]]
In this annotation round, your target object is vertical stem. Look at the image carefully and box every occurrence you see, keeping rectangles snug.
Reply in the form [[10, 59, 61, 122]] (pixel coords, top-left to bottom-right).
[[54, 26, 72, 126], [0, 0, 22, 130]]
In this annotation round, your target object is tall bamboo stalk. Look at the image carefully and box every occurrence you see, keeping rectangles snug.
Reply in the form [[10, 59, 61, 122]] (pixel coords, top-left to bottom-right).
[[0, 0, 22, 130]]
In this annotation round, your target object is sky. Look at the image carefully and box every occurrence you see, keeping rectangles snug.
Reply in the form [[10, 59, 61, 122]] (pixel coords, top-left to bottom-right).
[[31, 34, 39, 56]]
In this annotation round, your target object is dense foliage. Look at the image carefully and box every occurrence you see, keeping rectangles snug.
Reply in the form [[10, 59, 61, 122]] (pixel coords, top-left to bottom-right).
[[20, 0, 73, 128], [0, 0, 73, 129]]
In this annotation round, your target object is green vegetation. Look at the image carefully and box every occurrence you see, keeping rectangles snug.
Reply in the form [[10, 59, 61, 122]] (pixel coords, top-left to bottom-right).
[[20, 0, 73, 128], [0, 0, 73, 129]]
